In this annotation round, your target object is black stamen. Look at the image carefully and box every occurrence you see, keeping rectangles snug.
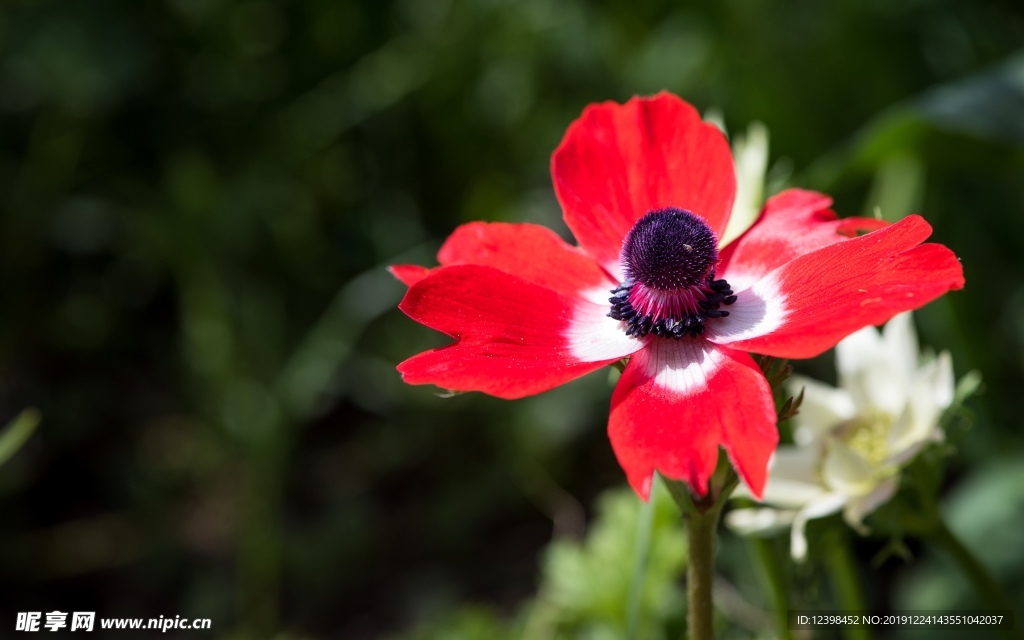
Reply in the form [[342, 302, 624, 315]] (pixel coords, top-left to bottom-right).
[[610, 207, 740, 340], [607, 274, 737, 340], [622, 208, 719, 290]]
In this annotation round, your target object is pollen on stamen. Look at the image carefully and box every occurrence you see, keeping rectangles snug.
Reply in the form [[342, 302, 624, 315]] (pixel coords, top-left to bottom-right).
[[608, 208, 736, 339]]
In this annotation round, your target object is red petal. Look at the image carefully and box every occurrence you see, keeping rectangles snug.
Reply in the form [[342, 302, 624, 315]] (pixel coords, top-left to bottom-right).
[[608, 339, 777, 500], [552, 92, 736, 275], [388, 222, 616, 297], [388, 264, 432, 287], [719, 188, 890, 290], [437, 221, 615, 297], [398, 264, 643, 399], [713, 215, 965, 358]]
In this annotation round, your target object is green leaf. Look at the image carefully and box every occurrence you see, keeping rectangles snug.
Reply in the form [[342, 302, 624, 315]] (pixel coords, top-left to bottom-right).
[[803, 52, 1024, 192], [540, 483, 687, 638], [953, 370, 983, 407], [914, 51, 1024, 145], [0, 408, 42, 468]]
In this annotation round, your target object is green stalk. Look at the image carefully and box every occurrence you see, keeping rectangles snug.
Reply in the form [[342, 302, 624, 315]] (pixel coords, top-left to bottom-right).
[[665, 457, 739, 640], [626, 477, 658, 640], [685, 504, 723, 640], [927, 518, 1021, 640], [237, 434, 286, 638], [748, 537, 793, 640], [0, 408, 41, 468], [823, 530, 871, 640]]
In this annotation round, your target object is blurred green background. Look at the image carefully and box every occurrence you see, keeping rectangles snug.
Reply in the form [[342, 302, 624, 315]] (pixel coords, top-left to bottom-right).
[[1, 0, 1023, 638]]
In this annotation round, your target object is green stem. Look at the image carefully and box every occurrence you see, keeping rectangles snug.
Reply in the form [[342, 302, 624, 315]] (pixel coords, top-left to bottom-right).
[[626, 477, 658, 640], [237, 449, 285, 637], [823, 529, 871, 640], [236, 411, 290, 638], [928, 518, 1021, 640], [748, 537, 793, 640], [665, 458, 738, 640], [685, 504, 722, 640], [0, 408, 41, 468]]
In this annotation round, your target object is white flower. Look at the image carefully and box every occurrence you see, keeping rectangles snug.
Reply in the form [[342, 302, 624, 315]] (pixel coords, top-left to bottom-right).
[[721, 121, 769, 247], [726, 312, 955, 560], [702, 115, 770, 247]]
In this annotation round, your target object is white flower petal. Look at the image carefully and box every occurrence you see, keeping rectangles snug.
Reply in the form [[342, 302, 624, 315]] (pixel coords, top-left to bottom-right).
[[834, 324, 882, 379], [887, 431, 944, 467], [725, 507, 797, 536], [566, 293, 648, 362], [821, 438, 878, 496], [721, 122, 769, 247], [882, 312, 918, 385], [791, 493, 847, 561], [761, 444, 831, 503], [887, 352, 952, 456], [734, 445, 829, 509], [837, 328, 907, 416], [843, 476, 900, 534], [789, 375, 857, 445], [704, 273, 787, 343], [931, 350, 955, 410]]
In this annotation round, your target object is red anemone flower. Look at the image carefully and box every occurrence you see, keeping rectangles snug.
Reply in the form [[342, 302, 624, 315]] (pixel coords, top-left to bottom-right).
[[390, 92, 964, 501]]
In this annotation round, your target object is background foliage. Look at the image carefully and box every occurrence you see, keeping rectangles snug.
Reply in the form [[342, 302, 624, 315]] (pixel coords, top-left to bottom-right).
[[1, 0, 1023, 637]]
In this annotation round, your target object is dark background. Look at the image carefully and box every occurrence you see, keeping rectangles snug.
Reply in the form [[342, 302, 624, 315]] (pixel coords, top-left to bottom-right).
[[1, 0, 1023, 638]]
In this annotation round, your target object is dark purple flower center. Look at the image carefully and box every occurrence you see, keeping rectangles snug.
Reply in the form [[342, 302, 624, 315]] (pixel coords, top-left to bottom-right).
[[608, 208, 736, 339]]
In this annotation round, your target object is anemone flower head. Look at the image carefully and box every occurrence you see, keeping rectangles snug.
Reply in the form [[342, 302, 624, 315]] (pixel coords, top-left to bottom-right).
[[390, 92, 964, 501], [725, 312, 956, 559]]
